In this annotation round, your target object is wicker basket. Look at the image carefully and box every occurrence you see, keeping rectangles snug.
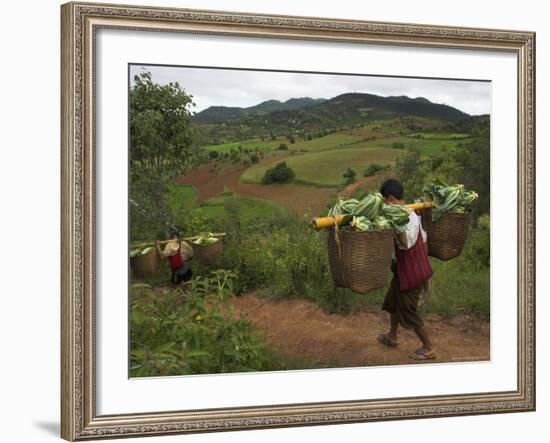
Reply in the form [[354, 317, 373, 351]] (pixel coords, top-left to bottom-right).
[[192, 240, 223, 267], [327, 228, 393, 294], [130, 248, 161, 279], [421, 208, 471, 261]]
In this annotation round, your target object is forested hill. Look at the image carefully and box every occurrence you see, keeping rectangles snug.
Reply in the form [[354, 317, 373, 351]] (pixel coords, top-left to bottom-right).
[[191, 93, 471, 146], [192, 97, 327, 124]]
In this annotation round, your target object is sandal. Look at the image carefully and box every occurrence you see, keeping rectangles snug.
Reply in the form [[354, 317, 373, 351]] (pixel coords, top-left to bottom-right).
[[377, 333, 399, 348], [409, 348, 437, 360]]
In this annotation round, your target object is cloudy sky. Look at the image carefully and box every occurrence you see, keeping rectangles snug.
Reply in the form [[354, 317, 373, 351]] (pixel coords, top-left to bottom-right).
[[130, 64, 491, 116]]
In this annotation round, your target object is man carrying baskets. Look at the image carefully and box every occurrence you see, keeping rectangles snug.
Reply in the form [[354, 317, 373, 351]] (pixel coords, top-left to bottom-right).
[[377, 179, 436, 361], [156, 229, 194, 286]]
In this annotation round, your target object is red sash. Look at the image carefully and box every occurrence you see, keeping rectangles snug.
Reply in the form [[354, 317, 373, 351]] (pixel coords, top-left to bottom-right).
[[394, 230, 432, 291], [168, 243, 184, 272]]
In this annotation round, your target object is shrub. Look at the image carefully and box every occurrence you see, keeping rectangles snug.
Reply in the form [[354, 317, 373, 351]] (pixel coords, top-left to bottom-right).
[[249, 153, 260, 164], [278, 143, 289, 151], [208, 150, 219, 159], [363, 163, 389, 177], [130, 271, 283, 377], [262, 162, 295, 184], [342, 166, 356, 185], [391, 141, 405, 149]]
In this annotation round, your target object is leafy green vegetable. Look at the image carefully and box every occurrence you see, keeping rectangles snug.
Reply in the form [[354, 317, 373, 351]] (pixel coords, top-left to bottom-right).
[[382, 204, 410, 233], [351, 216, 373, 231], [141, 246, 154, 256], [192, 232, 220, 246], [330, 192, 405, 232], [353, 192, 384, 220], [423, 178, 478, 221]]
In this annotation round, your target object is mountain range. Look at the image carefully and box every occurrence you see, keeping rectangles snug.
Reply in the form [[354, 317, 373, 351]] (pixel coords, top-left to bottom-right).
[[192, 97, 327, 124], [192, 93, 470, 127]]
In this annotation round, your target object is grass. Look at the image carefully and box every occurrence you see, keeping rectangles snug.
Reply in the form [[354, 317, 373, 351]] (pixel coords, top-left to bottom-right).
[[203, 138, 283, 153], [193, 195, 285, 224], [407, 132, 472, 140], [166, 184, 198, 223], [289, 133, 364, 152], [405, 138, 471, 156], [353, 258, 490, 320], [241, 146, 403, 186], [166, 182, 286, 226]]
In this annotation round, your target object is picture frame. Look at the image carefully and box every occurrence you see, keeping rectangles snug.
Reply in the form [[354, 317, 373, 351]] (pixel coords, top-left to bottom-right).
[[60, 1, 536, 440]]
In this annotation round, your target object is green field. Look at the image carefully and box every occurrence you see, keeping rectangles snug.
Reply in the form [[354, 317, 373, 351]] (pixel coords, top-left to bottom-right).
[[407, 132, 472, 140], [406, 138, 473, 156], [194, 195, 284, 222], [289, 133, 364, 152], [241, 147, 403, 187], [166, 183, 285, 225], [203, 138, 282, 153], [166, 183, 198, 208]]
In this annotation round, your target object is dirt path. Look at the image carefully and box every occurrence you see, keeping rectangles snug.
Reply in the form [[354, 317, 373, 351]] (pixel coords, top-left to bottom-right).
[[230, 294, 490, 368]]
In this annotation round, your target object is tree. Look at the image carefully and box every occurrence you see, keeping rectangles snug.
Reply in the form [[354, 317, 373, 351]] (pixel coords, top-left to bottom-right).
[[393, 148, 427, 199], [262, 162, 295, 184], [129, 70, 197, 239], [342, 167, 357, 185]]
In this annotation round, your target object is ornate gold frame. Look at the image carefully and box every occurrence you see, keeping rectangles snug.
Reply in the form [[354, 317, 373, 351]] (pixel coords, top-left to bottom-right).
[[61, 2, 536, 440]]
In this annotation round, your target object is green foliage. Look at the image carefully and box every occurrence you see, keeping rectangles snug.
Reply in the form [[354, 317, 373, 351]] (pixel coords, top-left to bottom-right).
[[130, 271, 283, 376], [393, 148, 426, 200], [278, 143, 289, 151], [464, 214, 490, 269], [262, 162, 295, 184], [217, 212, 350, 310], [342, 167, 357, 185], [391, 141, 405, 149], [363, 163, 389, 177], [208, 150, 219, 159], [394, 119, 489, 219], [130, 70, 198, 238]]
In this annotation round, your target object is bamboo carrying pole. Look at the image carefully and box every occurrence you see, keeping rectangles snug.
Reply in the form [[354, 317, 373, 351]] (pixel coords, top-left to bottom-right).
[[311, 201, 434, 230], [130, 233, 226, 249]]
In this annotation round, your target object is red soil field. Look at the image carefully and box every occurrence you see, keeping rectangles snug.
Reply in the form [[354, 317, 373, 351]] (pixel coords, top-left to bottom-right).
[[176, 160, 336, 216], [175, 156, 391, 217]]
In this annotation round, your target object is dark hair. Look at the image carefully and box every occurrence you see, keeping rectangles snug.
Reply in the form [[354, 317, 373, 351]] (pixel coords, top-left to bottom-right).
[[380, 179, 404, 200], [168, 227, 181, 238]]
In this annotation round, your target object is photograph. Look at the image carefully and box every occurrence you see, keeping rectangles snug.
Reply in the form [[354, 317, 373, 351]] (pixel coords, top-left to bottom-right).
[[59, 2, 535, 439], [128, 64, 491, 377]]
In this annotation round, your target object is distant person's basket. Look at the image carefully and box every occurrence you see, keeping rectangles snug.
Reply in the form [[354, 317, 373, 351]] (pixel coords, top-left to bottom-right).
[[130, 248, 161, 279], [327, 228, 393, 294], [421, 208, 471, 261], [192, 240, 223, 267]]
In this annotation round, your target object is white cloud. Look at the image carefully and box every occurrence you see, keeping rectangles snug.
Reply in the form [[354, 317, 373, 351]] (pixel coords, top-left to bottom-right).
[[130, 64, 491, 116]]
